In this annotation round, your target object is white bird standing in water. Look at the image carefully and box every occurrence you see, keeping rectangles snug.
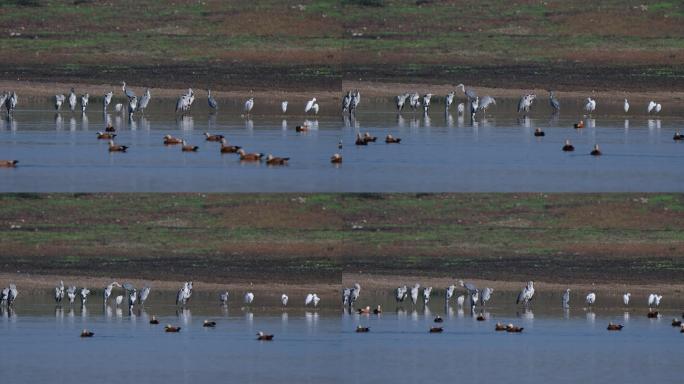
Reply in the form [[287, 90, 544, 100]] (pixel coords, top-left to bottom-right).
[[396, 94, 408, 112], [648, 293, 662, 307], [244, 292, 254, 305], [395, 286, 408, 303], [67, 286, 77, 304], [410, 284, 420, 305], [139, 286, 151, 305], [516, 281, 535, 306], [423, 286, 432, 305], [281, 101, 288, 113], [584, 97, 596, 114], [445, 92, 455, 111], [305, 97, 316, 113], [456, 295, 465, 308], [103, 91, 113, 111], [422, 93, 432, 113], [103, 282, 121, 305], [456, 103, 464, 116], [55, 94, 65, 111], [647, 101, 657, 113], [562, 289, 570, 308], [349, 283, 361, 306], [281, 294, 288, 307], [244, 98, 254, 115], [623, 292, 631, 306], [311, 103, 319, 115], [445, 284, 456, 304], [115, 295, 124, 307], [480, 287, 493, 306], [305, 293, 315, 306], [80, 93, 89, 112], [68, 88, 77, 112], [80, 288, 90, 306], [219, 291, 229, 305], [586, 292, 596, 307], [623, 98, 629, 113], [55, 281, 65, 303]]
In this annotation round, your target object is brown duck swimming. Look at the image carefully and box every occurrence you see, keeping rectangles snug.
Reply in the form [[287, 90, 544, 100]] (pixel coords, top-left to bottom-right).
[[495, 322, 507, 331], [163, 135, 183, 145], [238, 149, 264, 161], [164, 324, 181, 333], [108, 140, 128, 152], [607, 322, 624, 331], [203, 320, 217, 328], [104, 125, 116, 132], [356, 326, 370, 333], [80, 329, 94, 337], [385, 134, 401, 143], [429, 327, 443, 333], [220, 138, 241, 153], [0, 160, 18, 168], [673, 130, 683, 141], [266, 154, 289, 165], [574, 120, 584, 129], [149, 316, 159, 325], [204, 132, 224, 142], [534, 128, 545, 137], [257, 331, 274, 340], [506, 324, 524, 333], [590, 144, 602, 156], [97, 131, 116, 140], [181, 140, 199, 152], [330, 153, 343, 164]]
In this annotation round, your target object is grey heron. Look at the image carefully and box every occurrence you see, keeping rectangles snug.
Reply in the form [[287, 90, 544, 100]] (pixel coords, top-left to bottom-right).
[[127, 96, 138, 115], [456, 103, 464, 116], [220, 291, 229, 305], [281, 293, 288, 307], [0, 287, 8, 305], [409, 93, 420, 111], [67, 285, 77, 304], [623, 98, 629, 113], [138, 88, 151, 113], [244, 97, 254, 115], [55, 94, 65, 111], [3, 284, 18, 306], [586, 292, 596, 307], [517, 94, 536, 114], [648, 293, 662, 307], [422, 93, 432, 113], [244, 292, 254, 305], [127, 288, 137, 308], [469, 97, 479, 118], [80, 288, 90, 306], [623, 292, 631, 306], [207, 89, 218, 110], [6, 91, 17, 114], [342, 91, 351, 113], [516, 281, 535, 306], [103, 91, 113, 111], [68, 88, 77, 112], [478, 96, 496, 115], [342, 287, 351, 306], [445, 92, 454, 111], [349, 90, 360, 113], [349, 283, 361, 305], [396, 94, 408, 112], [281, 101, 288, 113], [80, 93, 89, 113], [305, 97, 316, 113], [480, 287, 493, 306], [410, 283, 420, 305], [445, 284, 456, 303], [584, 97, 596, 114], [103, 281, 121, 305], [122, 81, 136, 99], [548, 91, 560, 112], [423, 286, 432, 306], [395, 285, 408, 303], [562, 288, 570, 308], [139, 286, 150, 305], [55, 280, 64, 303], [456, 83, 476, 101]]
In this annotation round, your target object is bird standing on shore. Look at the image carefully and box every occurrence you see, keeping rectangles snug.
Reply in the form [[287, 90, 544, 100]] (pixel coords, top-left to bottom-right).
[[244, 97, 254, 115], [562, 289, 570, 308], [549, 91, 560, 113], [80, 93, 89, 113], [68, 88, 77, 112]]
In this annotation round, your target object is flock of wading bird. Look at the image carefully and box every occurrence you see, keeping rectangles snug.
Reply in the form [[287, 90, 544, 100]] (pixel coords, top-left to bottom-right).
[[1, 82, 682, 168], [0, 280, 321, 341], [2, 280, 683, 338]]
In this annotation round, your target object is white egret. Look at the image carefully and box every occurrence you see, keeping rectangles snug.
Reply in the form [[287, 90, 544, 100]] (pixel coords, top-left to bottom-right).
[[623, 98, 629, 113], [584, 97, 596, 114], [648, 293, 662, 307], [456, 103, 464, 116], [396, 94, 407, 112], [114, 295, 123, 307], [623, 293, 631, 306], [395, 286, 407, 302], [281, 294, 288, 307], [67, 286, 77, 304], [456, 295, 465, 308], [281, 101, 288, 113], [647, 101, 657, 113], [55, 280, 65, 303], [445, 92, 454, 111], [422, 93, 432, 113], [445, 284, 456, 303], [305, 293, 315, 306]]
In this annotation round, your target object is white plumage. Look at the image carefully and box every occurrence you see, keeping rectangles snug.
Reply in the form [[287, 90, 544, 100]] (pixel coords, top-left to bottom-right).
[[586, 292, 596, 306], [244, 292, 254, 304], [305, 97, 316, 113]]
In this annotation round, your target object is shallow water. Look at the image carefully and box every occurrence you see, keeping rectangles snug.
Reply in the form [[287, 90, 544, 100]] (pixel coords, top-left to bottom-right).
[[2, 291, 682, 383], [1, 98, 683, 192]]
